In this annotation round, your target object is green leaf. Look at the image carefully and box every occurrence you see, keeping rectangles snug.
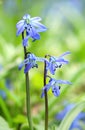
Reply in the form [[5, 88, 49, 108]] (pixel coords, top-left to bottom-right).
[[13, 114, 27, 124], [0, 97, 12, 126], [58, 101, 85, 130], [21, 124, 29, 130], [0, 116, 13, 130], [21, 123, 44, 130]]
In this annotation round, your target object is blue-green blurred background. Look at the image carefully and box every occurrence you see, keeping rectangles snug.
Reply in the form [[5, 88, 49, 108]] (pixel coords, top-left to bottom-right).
[[0, 0, 85, 130]]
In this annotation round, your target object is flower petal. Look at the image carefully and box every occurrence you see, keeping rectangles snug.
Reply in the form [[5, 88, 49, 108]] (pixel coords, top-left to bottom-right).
[[41, 83, 51, 98], [16, 24, 25, 36], [16, 20, 24, 28], [41, 91, 45, 98], [56, 58, 69, 64], [59, 51, 71, 57], [56, 79, 72, 85], [22, 36, 29, 46], [49, 63, 55, 75], [18, 62, 24, 70], [23, 14, 30, 20], [32, 33, 40, 40], [30, 17, 42, 22], [43, 83, 51, 91], [30, 27, 40, 40], [52, 86, 60, 96], [36, 57, 47, 62], [24, 63, 32, 73], [49, 78, 56, 86], [31, 21, 47, 32]]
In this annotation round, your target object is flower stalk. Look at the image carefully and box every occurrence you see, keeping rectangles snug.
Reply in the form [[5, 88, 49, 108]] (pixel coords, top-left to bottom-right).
[[44, 55, 48, 130], [22, 32, 33, 130], [17, 13, 71, 130]]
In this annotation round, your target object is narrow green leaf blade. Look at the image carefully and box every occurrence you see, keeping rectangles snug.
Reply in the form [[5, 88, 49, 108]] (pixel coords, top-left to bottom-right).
[[58, 101, 85, 130]]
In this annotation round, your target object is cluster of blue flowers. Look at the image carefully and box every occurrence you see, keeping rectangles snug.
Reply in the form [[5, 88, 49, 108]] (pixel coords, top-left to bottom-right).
[[16, 14, 71, 97]]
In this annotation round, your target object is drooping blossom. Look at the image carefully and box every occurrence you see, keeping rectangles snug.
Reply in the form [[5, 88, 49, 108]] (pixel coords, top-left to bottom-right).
[[19, 53, 47, 73], [41, 78, 71, 98], [46, 51, 71, 75], [16, 14, 47, 46]]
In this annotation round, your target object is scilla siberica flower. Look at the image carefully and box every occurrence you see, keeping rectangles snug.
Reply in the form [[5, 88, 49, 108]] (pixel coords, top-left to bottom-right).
[[19, 53, 47, 73], [16, 14, 47, 46], [41, 78, 71, 98], [46, 51, 71, 75]]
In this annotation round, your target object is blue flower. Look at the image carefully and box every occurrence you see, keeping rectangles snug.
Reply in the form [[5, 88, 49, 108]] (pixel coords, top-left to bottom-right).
[[19, 53, 46, 73], [16, 14, 47, 46], [41, 78, 71, 98], [46, 51, 71, 75], [0, 79, 12, 99], [56, 104, 74, 120], [56, 104, 85, 130], [0, 90, 6, 99]]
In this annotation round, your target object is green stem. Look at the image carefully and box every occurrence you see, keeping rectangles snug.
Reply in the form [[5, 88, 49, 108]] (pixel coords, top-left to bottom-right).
[[22, 32, 33, 130], [44, 55, 48, 130]]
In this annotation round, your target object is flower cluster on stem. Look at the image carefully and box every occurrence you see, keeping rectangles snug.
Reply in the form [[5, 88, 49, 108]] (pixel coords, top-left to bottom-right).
[[41, 52, 71, 98], [16, 13, 71, 130], [16, 14, 47, 130]]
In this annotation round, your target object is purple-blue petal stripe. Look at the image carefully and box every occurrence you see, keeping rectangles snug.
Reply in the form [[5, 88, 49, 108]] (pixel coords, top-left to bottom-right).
[[59, 51, 71, 57], [24, 63, 32, 73], [16, 25, 25, 36], [30, 17, 42, 22], [22, 36, 29, 46]]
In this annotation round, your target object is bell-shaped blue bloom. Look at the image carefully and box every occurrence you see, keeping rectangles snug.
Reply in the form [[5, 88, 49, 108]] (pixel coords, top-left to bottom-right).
[[19, 53, 47, 73], [56, 104, 85, 130], [46, 51, 71, 75], [16, 14, 47, 46], [41, 78, 71, 98]]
